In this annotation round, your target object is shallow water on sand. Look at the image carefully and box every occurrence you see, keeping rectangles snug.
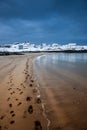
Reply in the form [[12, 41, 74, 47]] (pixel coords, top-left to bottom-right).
[[34, 53, 87, 130], [34, 53, 87, 87]]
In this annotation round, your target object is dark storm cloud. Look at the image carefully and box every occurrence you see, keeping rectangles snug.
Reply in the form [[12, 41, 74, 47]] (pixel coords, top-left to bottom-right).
[[0, 0, 87, 20], [0, 0, 87, 44], [0, 0, 53, 20]]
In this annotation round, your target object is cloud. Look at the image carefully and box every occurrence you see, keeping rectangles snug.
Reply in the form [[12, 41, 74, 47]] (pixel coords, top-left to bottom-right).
[[0, 0, 87, 21], [0, 0, 53, 20], [0, 0, 87, 44]]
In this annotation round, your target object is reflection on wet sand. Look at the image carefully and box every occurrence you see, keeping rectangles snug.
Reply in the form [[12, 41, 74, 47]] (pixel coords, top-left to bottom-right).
[[34, 53, 87, 130]]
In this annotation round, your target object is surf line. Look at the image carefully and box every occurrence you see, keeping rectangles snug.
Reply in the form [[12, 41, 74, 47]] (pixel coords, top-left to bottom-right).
[[34, 74, 51, 130], [33, 55, 51, 130]]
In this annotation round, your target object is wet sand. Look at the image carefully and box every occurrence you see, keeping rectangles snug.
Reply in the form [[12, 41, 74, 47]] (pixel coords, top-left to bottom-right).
[[34, 54, 87, 130], [0, 53, 47, 130]]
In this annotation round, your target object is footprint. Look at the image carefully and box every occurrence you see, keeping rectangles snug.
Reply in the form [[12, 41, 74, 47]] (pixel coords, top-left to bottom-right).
[[8, 88, 12, 91], [10, 84, 14, 86], [36, 98, 41, 104], [10, 80, 12, 83], [12, 91, 15, 94], [23, 111, 27, 118], [10, 121, 15, 124], [25, 76, 28, 79], [24, 80, 26, 83], [28, 105, 33, 114], [10, 111, 14, 114], [16, 88, 21, 91], [23, 86, 26, 88], [34, 120, 42, 130], [73, 87, 76, 90], [10, 111, 15, 117], [10, 93, 13, 95], [0, 126, 2, 130], [26, 96, 31, 101], [17, 102, 22, 106], [0, 115, 5, 120], [18, 89, 21, 91], [20, 83, 23, 86], [19, 91, 23, 95], [29, 84, 33, 87], [15, 98, 18, 101], [7, 97, 10, 101], [9, 104, 12, 108], [33, 88, 37, 93], [31, 80, 34, 83], [11, 114, 15, 117], [4, 125, 8, 129]]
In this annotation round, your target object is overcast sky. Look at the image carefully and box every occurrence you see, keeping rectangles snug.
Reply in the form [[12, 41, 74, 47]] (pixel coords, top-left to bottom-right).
[[0, 0, 87, 44]]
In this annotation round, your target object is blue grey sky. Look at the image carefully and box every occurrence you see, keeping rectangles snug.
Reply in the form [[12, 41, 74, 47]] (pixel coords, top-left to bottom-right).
[[0, 0, 87, 44]]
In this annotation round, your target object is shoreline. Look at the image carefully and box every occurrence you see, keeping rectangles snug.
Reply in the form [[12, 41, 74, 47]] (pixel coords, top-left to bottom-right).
[[33, 62, 51, 130], [0, 49, 87, 56]]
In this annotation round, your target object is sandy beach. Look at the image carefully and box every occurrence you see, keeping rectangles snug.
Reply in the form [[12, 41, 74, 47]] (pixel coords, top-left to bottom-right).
[[0, 53, 48, 130], [0, 53, 87, 130]]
